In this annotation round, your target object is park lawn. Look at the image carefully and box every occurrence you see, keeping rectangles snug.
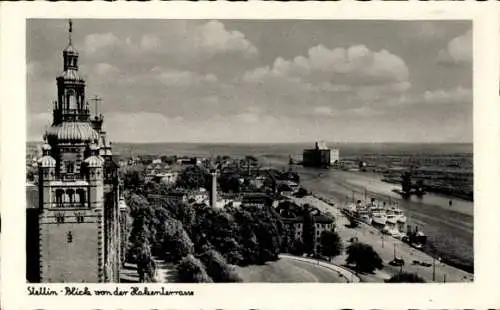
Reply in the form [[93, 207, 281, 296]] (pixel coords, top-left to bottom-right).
[[234, 257, 346, 283]]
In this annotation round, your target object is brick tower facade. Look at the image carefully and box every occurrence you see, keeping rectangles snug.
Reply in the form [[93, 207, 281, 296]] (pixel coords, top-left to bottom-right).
[[32, 20, 125, 283]]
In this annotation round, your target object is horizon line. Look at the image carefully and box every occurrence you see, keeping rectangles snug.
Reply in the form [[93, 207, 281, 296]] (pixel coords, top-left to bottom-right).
[[27, 140, 473, 145]]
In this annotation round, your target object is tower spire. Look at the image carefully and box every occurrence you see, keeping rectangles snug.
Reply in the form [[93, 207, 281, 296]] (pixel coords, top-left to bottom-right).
[[68, 19, 73, 46]]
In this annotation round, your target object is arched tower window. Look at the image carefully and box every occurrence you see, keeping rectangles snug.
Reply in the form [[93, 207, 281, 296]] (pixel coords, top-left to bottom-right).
[[66, 189, 75, 205], [66, 161, 74, 174], [55, 189, 64, 207], [68, 89, 77, 110], [77, 189, 86, 207]]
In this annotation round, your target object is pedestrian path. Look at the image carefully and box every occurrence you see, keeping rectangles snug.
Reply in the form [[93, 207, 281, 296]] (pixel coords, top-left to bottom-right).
[[153, 257, 177, 283]]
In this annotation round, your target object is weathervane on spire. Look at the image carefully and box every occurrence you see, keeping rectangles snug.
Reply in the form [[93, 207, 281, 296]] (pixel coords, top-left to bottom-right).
[[68, 19, 73, 45]]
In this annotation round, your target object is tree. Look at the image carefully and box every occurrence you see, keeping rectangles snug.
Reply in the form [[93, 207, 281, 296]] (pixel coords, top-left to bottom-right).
[[294, 187, 309, 198], [126, 216, 156, 282], [229, 208, 258, 265], [135, 240, 156, 283], [176, 165, 211, 190], [229, 205, 282, 265], [26, 168, 35, 182], [126, 214, 151, 263], [191, 206, 240, 260], [122, 167, 145, 191], [290, 239, 305, 256], [302, 206, 316, 255], [126, 193, 152, 220], [161, 218, 194, 263], [386, 272, 425, 283], [176, 254, 213, 283], [198, 249, 242, 283], [346, 242, 383, 273], [218, 173, 241, 193], [280, 225, 292, 253], [320, 230, 343, 261], [221, 237, 244, 265]]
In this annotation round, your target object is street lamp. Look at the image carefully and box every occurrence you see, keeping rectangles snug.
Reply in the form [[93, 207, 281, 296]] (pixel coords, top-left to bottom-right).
[[432, 257, 435, 281], [432, 256, 441, 282], [381, 235, 384, 248]]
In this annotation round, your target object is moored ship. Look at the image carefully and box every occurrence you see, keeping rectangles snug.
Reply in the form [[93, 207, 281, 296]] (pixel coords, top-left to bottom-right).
[[371, 206, 387, 230], [342, 194, 417, 240]]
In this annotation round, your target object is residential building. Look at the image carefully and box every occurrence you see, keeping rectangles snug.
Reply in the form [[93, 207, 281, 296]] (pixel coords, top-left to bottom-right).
[[241, 192, 273, 207]]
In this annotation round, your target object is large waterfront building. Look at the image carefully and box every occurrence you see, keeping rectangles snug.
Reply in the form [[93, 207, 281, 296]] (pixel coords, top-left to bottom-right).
[[302, 141, 335, 168], [330, 148, 340, 167], [26, 21, 128, 283]]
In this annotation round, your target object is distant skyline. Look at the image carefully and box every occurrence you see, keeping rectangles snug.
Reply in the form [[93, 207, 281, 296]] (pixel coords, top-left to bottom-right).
[[28, 19, 472, 143]]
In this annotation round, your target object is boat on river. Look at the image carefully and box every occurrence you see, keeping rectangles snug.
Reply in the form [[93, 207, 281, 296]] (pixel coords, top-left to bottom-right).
[[371, 207, 387, 230]]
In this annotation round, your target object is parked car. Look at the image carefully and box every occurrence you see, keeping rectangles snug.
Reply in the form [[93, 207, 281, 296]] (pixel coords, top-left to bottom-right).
[[389, 258, 405, 266], [349, 237, 359, 243]]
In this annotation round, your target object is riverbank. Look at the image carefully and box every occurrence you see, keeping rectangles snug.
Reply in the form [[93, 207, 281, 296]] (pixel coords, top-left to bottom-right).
[[295, 167, 474, 273], [289, 195, 473, 282], [380, 177, 473, 202]]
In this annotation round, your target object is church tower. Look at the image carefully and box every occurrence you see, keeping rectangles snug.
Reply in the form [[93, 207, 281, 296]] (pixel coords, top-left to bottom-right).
[[36, 20, 122, 283]]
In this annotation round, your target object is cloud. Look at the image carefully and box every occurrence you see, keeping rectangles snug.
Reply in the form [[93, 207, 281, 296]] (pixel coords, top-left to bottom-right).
[[239, 44, 411, 118], [410, 22, 449, 40], [312, 104, 382, 118], [193, 21, 258, 58], [84, 33, 120, 55], [437, 29, 472, 65], [28, 112, 52, 141], [344, 106, 383, 117], [103, 112, 302, 143], [235, 112, 260, 124], [28, 20, 472, 143], [312, 106, 335, 116], [139, 34, 161, 51], [93, 62, 119, 76], [27, 62, 39, 77], [82, 21, 258, 62], [423, 86, 472, 104], [155, 69, 218, 87], [243, 44, 409, 89]]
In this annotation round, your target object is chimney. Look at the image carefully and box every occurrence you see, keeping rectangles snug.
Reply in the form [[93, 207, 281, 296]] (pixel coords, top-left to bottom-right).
[[210, 169, 217, 208]]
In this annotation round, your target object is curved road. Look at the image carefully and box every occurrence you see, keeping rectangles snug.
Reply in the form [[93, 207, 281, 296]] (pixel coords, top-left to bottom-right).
[[235, 256, 349, 283]]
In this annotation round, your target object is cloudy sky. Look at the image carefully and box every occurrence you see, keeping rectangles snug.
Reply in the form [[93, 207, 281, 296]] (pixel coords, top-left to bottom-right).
[[27, 19, 472, 143]]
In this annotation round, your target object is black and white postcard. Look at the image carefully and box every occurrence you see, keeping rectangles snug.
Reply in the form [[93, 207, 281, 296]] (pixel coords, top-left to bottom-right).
[[1, 2, 500, 310]]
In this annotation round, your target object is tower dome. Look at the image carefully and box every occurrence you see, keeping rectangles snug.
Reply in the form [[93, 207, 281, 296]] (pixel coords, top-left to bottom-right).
[[85, 156, 104, 168], [46, 122, 99, 143], [38, 143, 56, 168], [42, 143, 51, 152], [64, 43, 78, 54], [84, 143, 104, 168]]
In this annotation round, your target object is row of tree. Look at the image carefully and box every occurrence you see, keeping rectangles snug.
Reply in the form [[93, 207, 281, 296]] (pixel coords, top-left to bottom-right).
[[124, 183, 284, 282]]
